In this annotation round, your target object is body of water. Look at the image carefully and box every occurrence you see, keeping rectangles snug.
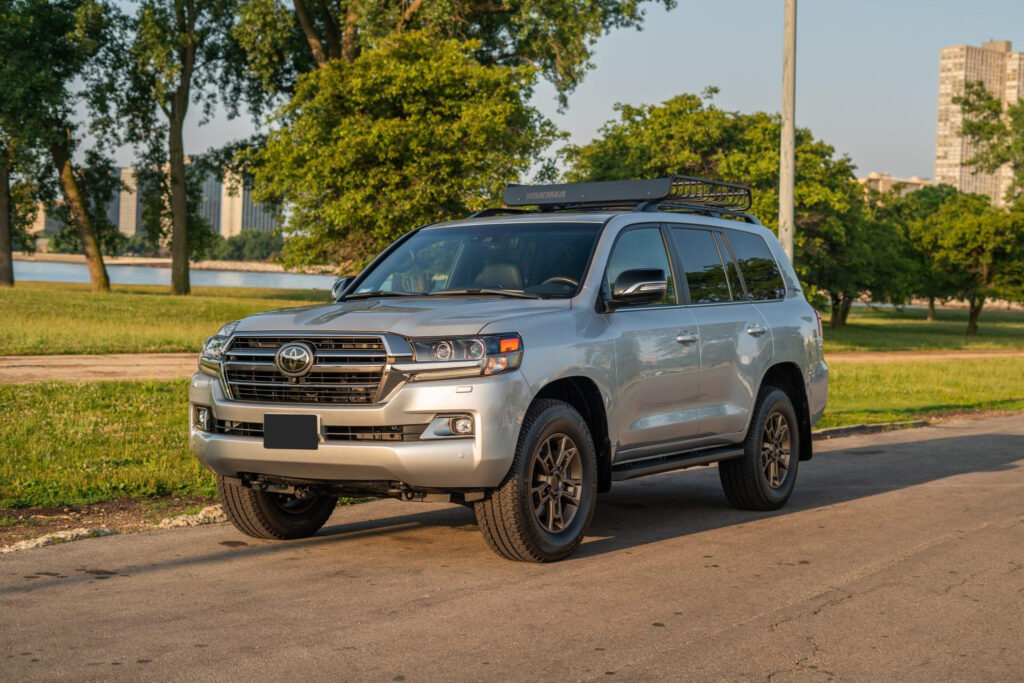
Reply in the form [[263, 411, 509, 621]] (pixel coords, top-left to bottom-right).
[[13, 260, 337, 290]]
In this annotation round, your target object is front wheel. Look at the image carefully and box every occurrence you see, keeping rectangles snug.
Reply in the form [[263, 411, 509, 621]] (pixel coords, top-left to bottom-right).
[[217, 476, 337, 540], [718, 387, 800, 511], [475, 399, 597, 562]]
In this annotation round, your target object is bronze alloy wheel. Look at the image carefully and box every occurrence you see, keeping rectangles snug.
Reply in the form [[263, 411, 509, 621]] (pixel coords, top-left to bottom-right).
[[761, 410, 792, 489], [530, 433, 584, 533]]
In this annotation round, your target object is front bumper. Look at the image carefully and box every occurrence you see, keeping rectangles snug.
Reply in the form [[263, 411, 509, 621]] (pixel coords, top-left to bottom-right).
[[188, 369, 533, 489]]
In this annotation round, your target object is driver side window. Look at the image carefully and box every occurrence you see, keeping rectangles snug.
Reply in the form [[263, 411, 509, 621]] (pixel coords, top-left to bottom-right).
[[605, 227, 676, 306]]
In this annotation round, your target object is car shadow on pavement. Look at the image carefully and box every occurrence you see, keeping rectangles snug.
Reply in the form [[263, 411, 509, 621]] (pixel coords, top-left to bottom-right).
[[573, 431, 1024, 560], [3, 430, 1021, 596]]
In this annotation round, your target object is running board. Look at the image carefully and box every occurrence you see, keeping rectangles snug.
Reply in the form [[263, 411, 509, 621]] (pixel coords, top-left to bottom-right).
[[611, 445, 744, 481]]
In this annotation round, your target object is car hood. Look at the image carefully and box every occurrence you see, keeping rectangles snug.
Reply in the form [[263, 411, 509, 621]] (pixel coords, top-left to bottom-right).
[[235, 296, 571, 337]]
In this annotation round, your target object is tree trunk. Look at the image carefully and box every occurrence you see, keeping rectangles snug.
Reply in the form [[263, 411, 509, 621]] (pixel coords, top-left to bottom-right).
[[168, 105, 190, 295], [293, 0, 328, 67], [0, 144, 13, 287], [926, 296, 936, 322], [828, 292, 844, 329], [839, 294, 854, 326], [49, 132, 109, 293], [966, 295, 984, 336], [342, 3, 360, 62]]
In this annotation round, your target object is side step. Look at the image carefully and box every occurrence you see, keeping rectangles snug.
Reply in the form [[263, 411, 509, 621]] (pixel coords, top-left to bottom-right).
[[611, 444, 744, 481]]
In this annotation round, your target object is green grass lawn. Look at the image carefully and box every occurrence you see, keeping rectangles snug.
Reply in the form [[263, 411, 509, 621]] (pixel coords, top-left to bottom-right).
[[2, 359, 1022, 509], [0, 282, 331, 356], [824, 305, 1024, 353]]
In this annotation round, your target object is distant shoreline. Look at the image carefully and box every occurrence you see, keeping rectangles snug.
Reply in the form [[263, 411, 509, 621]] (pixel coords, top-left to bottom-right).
[[12, 252, 336, 275]]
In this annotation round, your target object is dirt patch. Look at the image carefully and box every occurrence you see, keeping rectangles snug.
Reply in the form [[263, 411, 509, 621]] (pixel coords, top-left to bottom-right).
[[0, 496, 217, 546], [0, 353, 197, 384]]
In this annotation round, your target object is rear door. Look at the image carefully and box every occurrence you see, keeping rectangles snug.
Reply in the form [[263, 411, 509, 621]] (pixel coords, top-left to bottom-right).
[[605, 224, 702, 455], [668, 226, 773, 436]]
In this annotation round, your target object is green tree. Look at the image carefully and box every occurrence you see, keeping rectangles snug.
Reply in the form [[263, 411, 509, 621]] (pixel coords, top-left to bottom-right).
[[955, 80, 1024, 207], [563, 91, 904, 327], [874, 183, 962, 321], [95, 0, 248, 294], [921, 193, 1024, 335], [235, 0, 675, 101], [252, 31, 556, 267], [0, 0, 113, 291]]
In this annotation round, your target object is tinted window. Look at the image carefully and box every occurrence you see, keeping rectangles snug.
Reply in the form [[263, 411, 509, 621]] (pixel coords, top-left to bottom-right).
[[355, 222, 601, 298], [724, 230, 786, 300], [605, 227, 676, 306], [714, 232, 744, 299], [670, 228, 734, 303]]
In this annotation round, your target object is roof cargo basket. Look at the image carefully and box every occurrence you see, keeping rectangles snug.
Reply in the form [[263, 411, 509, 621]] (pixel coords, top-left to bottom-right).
[[502, 175, 753, 212]]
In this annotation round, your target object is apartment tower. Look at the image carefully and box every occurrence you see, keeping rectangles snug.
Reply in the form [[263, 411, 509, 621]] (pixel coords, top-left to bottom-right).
[[935, 40, 1024, 207]]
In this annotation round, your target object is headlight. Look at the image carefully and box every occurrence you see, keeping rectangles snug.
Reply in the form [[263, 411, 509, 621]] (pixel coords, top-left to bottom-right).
[[198, 320, 240, 373], [405, 334, 524, 380]]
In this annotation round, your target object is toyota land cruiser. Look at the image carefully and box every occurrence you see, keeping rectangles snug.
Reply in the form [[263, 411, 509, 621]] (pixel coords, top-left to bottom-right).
[[189, 176, 828, 562]]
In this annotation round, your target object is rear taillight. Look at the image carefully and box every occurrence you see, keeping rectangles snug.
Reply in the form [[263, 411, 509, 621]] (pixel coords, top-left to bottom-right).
[[814, 309, 823, 338]]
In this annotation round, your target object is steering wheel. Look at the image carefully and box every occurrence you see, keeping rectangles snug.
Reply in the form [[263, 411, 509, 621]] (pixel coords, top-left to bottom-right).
[[541, 276, 579, 288]]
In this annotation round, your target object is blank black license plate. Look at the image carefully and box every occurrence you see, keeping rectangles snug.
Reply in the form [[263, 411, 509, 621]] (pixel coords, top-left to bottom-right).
[[264, 414, 319, 450]]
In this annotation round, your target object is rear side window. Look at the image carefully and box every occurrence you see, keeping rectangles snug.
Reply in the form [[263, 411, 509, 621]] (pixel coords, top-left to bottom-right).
[[724, 230, 786, 301], [670, 228, 736, 303]]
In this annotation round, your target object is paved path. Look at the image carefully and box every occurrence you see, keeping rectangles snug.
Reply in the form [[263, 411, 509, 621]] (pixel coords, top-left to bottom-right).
[[2, 414, 1022, 680], [4, 349, 1024, 384]]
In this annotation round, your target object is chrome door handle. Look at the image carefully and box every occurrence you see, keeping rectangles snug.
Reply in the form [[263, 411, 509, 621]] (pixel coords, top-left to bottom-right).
[[676, 333, 698, 345], [746, 324, 767, 337]]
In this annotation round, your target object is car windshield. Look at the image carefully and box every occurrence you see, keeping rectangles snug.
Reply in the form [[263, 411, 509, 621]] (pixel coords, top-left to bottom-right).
[[352, 221, 603, 299]]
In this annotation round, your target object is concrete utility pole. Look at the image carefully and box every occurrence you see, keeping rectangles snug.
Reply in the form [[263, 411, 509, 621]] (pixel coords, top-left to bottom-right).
[[778, 0, 796, 263]]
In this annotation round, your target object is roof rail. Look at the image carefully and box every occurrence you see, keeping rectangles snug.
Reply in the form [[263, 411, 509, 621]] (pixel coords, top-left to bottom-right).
[[502, 175, 753, 212]]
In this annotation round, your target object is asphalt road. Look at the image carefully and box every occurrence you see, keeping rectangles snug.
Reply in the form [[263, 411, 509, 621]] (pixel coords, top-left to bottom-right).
[[2, 414, 1023, 681]]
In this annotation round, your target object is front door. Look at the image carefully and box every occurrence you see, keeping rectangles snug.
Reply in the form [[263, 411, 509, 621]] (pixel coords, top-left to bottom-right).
[[669, 226, 773, 436], [606, 225, 702, 456]]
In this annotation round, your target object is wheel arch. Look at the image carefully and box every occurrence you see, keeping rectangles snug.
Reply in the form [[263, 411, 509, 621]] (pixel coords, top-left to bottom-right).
[[532, 376, 613, 492], [759, 362, 813, 461]]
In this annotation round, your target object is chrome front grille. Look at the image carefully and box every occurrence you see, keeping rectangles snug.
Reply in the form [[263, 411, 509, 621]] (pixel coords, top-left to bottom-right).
[[223, 335, 387, 405], [212, 419, 426, 441]]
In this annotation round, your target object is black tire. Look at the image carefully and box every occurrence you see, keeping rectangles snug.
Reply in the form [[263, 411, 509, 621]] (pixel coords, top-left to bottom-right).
[[718, 387, 800, 511], [474, 399, 598, 562], [217, 476, 337, 540]]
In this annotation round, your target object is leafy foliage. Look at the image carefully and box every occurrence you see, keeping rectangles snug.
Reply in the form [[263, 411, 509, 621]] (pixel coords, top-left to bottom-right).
[[918, 193, 1024, 334], [207, 229, 284, 261], [251, 31, 556, 268], [563, 91, 910, 326], [954, 80, 1024, 207], [234, 0, 675, 102]]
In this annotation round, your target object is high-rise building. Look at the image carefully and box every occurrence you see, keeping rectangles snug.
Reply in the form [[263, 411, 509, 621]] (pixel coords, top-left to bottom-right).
[[118, 167, 140, 236], [219, 171, 278, 237], [935, 40, 1024, 206]]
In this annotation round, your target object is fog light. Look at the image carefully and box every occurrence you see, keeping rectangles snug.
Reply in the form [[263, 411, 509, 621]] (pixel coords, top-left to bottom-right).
[[194, 405, 211, 431], [449, 416, 474, 435]]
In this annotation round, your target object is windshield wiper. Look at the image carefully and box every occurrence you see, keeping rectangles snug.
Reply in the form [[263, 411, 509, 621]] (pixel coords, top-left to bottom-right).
[[343, 290, 422, 300], [427, 288, 541, 299]]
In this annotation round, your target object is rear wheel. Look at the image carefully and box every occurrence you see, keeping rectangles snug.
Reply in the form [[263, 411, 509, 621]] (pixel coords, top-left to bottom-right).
[[475, 399, 597, 562], [217, 476, 337, 540], [718, 387, 799, 511]]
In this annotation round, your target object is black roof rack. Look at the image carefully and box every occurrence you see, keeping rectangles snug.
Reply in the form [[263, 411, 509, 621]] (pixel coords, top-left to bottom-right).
[[502, 175, 753, 212]]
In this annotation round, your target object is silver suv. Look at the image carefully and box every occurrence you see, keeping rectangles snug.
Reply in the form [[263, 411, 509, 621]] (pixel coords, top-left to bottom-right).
[[189, 176, 828, 562]]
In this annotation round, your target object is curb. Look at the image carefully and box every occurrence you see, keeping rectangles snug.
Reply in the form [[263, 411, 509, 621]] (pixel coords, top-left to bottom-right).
[[812, 420, 930, 440]]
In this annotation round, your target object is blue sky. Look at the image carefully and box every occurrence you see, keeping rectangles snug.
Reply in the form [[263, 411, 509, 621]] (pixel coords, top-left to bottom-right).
[[113, 0, 1024, 180]]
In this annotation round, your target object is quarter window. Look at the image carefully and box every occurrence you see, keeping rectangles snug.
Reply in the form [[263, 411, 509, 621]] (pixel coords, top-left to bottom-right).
[[670, 228, 735, 303], [723, 230, 786, 301], [605, 227, 676, 306]]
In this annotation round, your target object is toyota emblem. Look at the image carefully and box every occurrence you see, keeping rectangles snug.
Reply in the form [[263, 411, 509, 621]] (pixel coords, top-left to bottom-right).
[[275, 341, 315, 377]]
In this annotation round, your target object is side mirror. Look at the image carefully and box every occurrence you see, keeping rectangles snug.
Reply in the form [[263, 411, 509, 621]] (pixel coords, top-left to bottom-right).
[[610, 268, 668, 308], [331, 275, 355, 302]]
